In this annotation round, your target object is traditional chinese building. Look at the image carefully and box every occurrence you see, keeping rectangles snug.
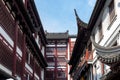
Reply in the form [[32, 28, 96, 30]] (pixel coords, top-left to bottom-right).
[[45, 31, 76, 80], [0, 0, 47, 80], [70, 0, 120, 80], [90, 0, 120, 80], [68, 35, 76, 80], [68, 9, 94, 80]]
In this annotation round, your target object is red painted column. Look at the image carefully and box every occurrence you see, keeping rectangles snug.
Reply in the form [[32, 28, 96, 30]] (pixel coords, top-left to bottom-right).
[[101, 63, 104, 75], [22, 1, 27, 80], [12, 21, 18, 77], [85, 49, 89, 61], [21, 34, 26, 80], [55, 41, 57, 80]]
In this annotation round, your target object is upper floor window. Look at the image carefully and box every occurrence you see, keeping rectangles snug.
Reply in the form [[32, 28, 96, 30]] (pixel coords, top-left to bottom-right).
[[46, 47, 55, 52], [46, 56, 55, 62], [112, 40, 117, 46], [98, 22, 103, 40], [57, 71, 66, 78], [46, 71, 55, 79], [57, 47, 66, 52], [109, 0, 115, 22], [57, 57, 65, 62]]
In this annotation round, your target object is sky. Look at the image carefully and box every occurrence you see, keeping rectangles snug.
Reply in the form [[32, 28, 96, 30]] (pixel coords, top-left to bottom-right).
[[35, 0, 96, 34]]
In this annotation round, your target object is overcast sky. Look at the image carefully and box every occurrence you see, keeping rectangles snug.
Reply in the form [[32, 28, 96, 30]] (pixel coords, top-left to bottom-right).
[[35, 0, 96, 34]]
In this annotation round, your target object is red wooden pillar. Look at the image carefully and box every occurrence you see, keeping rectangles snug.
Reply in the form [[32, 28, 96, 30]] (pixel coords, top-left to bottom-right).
[[55, 41, 57, 80], [12, 21, 18, 77], [85, 49, 89, 61], [22, 1, 27, 80], [101, 63, 104, 75], [21, 34, 26, 80]]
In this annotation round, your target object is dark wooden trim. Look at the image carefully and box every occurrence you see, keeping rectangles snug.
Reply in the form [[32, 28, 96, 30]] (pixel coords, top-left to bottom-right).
[[21, 34, 26, 80], [12, 21, 18, 77]]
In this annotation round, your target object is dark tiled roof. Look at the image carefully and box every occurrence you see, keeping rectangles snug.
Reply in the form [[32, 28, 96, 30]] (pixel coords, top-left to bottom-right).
[[69, 9, 89, 66], [91, 36, 120, 65], [69, 35, 77, 38], [46, 32, 69, 39], [69, 0, 107, 74], [74, 9, 88, 29]]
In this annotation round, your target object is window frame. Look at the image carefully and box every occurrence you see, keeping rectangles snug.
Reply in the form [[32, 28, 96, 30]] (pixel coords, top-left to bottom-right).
[[98, 21, 103, 42], [109, 0, 115, 22]]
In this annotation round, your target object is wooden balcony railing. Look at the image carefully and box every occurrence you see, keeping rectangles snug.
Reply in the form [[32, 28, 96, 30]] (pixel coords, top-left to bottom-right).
[[57, 62, 66, 67], [46, 52, 55, 56], [17, 28, 23, 50], [35, 62, 40, 76], [57, 52, 66, 56], [0, 34, 13, 71], [16, 58, 22, 76], [0, 6, 15, 42], [47, 62, 55, 67]]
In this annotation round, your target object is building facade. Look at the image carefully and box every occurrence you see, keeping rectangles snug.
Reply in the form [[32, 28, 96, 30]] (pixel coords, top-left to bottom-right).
[[68, 35, 76, 80], [69, 0, 120, 80], [68, 9, 93, 80], [0, 0, 47, 80], [45, 31, 76, 80], [91, 0, 120, 79]]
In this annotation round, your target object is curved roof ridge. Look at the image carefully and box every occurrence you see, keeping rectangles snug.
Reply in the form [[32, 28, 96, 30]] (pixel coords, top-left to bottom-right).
[[91, 36, 120, 64], [74, 9, 88, 29]]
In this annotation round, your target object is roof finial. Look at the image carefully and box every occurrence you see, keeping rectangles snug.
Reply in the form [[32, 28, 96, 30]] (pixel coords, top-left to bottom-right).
[[74, 9, 88, 29], [74, 9, 79, 20]]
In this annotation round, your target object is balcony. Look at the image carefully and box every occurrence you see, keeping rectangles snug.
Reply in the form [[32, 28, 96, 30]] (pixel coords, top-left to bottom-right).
[[57, 52, 66, 56], [0, 34, 13, 71], [57, 62, 66, 67], [46, 52, 55, 56], [48, 62, 55, 67]]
